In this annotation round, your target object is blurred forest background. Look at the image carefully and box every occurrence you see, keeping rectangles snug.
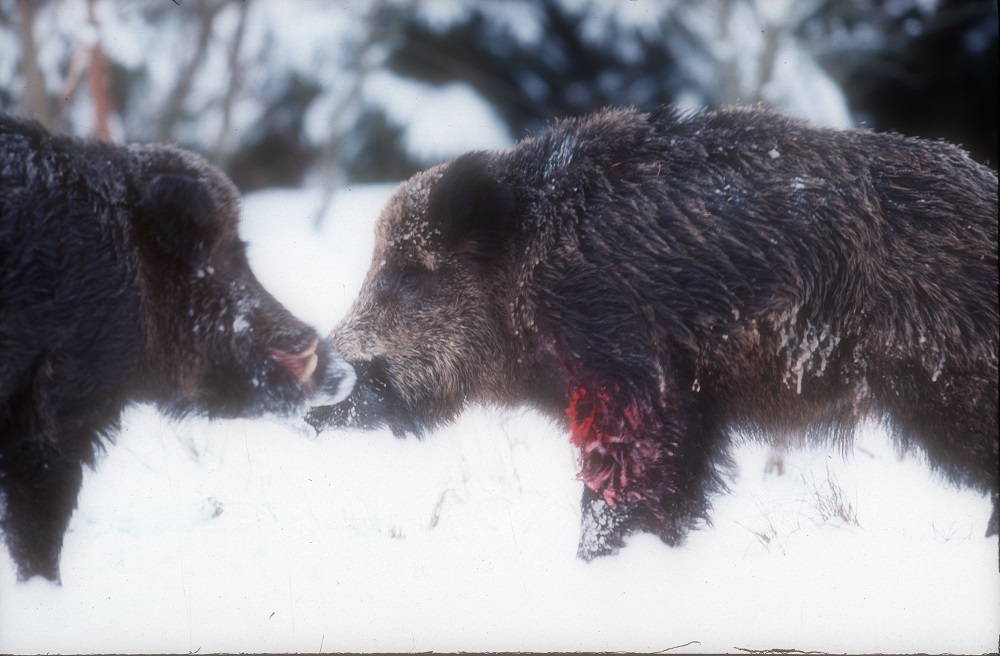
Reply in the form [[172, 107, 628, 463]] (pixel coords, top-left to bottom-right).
[[1, 0, 996, 203]]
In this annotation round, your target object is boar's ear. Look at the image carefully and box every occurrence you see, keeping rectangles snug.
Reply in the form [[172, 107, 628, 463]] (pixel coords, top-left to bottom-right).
[[140, 173, 217, 264], [431, 152, 514, 260]]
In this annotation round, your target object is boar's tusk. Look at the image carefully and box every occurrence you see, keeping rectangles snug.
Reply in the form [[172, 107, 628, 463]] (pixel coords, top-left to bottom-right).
[[270, 337, 320, 385]]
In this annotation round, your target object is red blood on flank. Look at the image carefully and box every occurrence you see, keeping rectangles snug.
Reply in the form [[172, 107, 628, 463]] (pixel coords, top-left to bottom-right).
[[565, 375, 654, 507], [567, 386, 595, 449], [558, 342, 681, 511]]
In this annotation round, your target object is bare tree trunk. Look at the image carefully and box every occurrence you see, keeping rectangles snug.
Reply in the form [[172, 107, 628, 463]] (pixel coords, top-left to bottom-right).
[[157, 0, 223, 142], [213, 0, 250, 168], [753, 24, 783, 103], [314, 0, 403, 229], [86, 0, 115, 141], [59, 35, 90, 121], [15, 0, 55, 129], [715, 0, 741, 104]]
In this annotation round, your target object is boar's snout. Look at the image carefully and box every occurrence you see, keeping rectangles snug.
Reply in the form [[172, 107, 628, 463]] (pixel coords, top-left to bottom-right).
[[266, 332, 355, 407], [303, 356, 421, 437], [179, 272, 356, 418], [326, 313, 375, 363], [305, 337, 356, 406], [270, 337, 323, 387]]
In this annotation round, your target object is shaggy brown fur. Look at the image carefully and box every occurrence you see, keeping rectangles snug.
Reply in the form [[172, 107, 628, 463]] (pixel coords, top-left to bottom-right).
[[308, 105, 998, 558]]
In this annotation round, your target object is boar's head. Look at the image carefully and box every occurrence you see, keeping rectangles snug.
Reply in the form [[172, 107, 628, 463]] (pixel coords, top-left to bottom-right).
[[134, 146, 354, 418], [308, 153, 555, 437]]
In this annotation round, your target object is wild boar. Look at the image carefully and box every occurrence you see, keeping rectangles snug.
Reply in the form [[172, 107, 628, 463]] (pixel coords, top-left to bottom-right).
[[308, 105, 998, 558], [1, 114, 354, 581]]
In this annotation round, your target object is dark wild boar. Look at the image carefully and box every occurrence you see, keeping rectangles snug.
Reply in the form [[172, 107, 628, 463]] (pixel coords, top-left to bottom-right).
[[0, 115, 354, 581], [308, 105, 998, 558]]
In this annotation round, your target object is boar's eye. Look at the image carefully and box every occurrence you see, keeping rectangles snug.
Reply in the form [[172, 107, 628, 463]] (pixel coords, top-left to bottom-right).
[[393, 267, 426, 297]]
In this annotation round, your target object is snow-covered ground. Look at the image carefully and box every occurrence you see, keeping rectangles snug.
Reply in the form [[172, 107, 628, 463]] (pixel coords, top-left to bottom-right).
[[1, 185, 997, 654]]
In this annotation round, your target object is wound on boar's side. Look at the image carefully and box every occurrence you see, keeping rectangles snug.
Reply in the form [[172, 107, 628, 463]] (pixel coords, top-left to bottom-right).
[[308, 105, 998, 559], [0, 114, 354, 582]]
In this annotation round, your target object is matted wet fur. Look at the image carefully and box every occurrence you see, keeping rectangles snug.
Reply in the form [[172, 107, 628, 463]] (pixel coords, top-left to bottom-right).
[[308, 105, 998, 558], [1, 115, 354, 581]]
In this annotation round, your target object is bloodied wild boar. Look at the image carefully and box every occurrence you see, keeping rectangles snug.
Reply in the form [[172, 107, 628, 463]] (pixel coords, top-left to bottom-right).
[[307, 105, 999, 559], [0, 115, 354, 582]]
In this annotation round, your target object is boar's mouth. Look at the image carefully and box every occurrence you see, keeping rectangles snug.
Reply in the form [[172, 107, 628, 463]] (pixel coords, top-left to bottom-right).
[[250, 335, 355, 414], [304, 357, 425, 438], [270, 337, 320, 386], [265, 337, 356, 409]]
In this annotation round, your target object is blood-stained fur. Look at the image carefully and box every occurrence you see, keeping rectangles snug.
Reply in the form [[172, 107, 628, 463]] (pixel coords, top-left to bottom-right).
[[1, 114, 354, 581], [308, 105, 998, 558]]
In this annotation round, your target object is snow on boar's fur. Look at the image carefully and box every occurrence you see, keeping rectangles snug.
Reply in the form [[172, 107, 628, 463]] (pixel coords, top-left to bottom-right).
[[0, 114, 354, 582], [308, 105, 998, 558]]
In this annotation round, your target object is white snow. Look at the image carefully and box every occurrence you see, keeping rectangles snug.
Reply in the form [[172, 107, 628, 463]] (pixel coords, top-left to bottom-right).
[[363, 72, 514, 165], [670, 0, 854, 128], [0, 3, 993, 648], [1, 183, 996, 654]]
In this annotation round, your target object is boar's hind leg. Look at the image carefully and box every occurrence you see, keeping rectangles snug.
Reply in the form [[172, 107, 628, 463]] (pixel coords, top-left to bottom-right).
[[0, 434, 86, 582], [988, 493, 998, 538], [869, 367, 999, 535]]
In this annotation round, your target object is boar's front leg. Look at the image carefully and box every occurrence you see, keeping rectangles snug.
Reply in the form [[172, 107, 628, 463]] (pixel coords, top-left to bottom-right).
[[0, 430, 88, 582], [570, 388, 725, 559], [561, 357, 727, 560], [577, 486, 636, 559]]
